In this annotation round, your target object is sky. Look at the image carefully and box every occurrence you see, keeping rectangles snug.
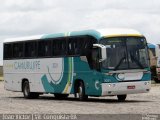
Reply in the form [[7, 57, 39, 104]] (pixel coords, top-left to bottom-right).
[[0, 0, 160, 65]]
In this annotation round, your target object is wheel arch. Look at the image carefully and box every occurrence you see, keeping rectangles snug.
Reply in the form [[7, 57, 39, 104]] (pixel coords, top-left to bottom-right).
[[74, 79, 85, 93]]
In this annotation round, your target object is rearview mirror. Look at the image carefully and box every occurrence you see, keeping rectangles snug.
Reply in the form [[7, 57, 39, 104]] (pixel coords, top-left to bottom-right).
[[93, 44, 107, 62]]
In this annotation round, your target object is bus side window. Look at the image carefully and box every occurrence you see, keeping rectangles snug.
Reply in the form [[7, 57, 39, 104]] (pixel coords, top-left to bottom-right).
[[52, 38, 67, 56], [38, 40, 51, 57], [4, 44, 13, 59], [13, 43, 24, 58], [67, 36, 94, 56], [68, 38, 80, 56], [25, 41, 37, 58], [80, 37, 93, 56], [91, 48, 100, 70]]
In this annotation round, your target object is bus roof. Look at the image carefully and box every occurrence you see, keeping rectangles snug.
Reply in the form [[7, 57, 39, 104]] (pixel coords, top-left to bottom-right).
[[4, 28, 143, 43]]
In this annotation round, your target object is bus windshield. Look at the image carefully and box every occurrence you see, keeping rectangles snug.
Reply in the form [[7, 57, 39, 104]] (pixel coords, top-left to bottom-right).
[[100, 37, 149, 70]]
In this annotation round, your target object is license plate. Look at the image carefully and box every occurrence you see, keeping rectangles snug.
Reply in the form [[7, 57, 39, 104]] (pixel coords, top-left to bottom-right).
[[127, 85, 135, 89]]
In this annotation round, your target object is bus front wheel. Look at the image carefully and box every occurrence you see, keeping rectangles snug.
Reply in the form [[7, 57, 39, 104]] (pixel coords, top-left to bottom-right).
[[22, 81, 39, 99], [76, 81, 88, 101], [117, 95, 127, 102]]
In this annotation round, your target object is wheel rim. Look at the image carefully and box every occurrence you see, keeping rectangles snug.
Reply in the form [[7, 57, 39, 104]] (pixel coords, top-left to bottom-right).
[[24, 83, 29, 96], [78, 85, 83, 98]]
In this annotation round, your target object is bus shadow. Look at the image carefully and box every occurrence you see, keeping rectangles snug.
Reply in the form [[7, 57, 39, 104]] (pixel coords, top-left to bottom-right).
[[8, 95, 152, 104], [41, 96, 151, 104]]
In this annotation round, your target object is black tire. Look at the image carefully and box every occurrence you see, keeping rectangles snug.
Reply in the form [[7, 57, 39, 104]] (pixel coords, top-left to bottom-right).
[[117, 95, 127, 102], [54, 93, 69, 99], [155, 80, 160, 83], [76, 81, 88, 101], [23, 81, 39, 99], [154, 77, 160, 83]]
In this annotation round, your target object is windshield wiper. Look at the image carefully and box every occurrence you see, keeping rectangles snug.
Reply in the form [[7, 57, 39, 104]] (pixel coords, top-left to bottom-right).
[[114, 56, 126, 70], [130, 54, 144, 69]]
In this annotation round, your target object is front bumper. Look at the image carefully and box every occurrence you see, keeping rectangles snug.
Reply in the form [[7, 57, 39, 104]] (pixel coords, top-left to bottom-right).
[[101, 81, 151, 96]]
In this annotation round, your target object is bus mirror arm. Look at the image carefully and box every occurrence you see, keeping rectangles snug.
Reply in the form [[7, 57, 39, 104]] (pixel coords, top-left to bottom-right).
[[93, 44, 107, 62], [99, 58, 105, 63]]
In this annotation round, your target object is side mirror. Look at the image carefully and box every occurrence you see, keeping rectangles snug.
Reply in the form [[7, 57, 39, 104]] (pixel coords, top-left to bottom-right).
[[93, 44, 107, 62]]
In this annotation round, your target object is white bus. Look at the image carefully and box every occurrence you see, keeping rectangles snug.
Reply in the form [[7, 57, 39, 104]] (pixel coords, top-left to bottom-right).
[[148, 43, 160, 83], [3, 28, 151, 101]]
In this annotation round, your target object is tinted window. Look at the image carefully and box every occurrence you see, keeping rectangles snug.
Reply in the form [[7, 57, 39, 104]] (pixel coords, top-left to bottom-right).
[[38, 40, 51, 57], [68, 36, 95, 56], [13, 42, 24, 58], [68, 38, 79, 55], [25, 41, 37, 58], [4, 36, 96, 60], [80, 36, 93, 55], [4, 44, 13, 59], [52, 38, 67, 56]]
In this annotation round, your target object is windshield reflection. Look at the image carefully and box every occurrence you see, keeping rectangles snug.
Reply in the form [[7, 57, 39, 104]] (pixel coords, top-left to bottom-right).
[[100, 37, 149, 70]]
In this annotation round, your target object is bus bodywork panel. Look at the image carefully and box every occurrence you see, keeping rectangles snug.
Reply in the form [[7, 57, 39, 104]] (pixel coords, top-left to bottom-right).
[[4, 57, 102, 96], [4, 56, 151, 96], [101, 81, 151, 96]]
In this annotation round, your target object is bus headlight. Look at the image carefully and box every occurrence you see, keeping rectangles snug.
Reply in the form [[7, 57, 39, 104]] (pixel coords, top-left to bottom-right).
[[108, 84, 116, 87], [144, 82, 150, 85]]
